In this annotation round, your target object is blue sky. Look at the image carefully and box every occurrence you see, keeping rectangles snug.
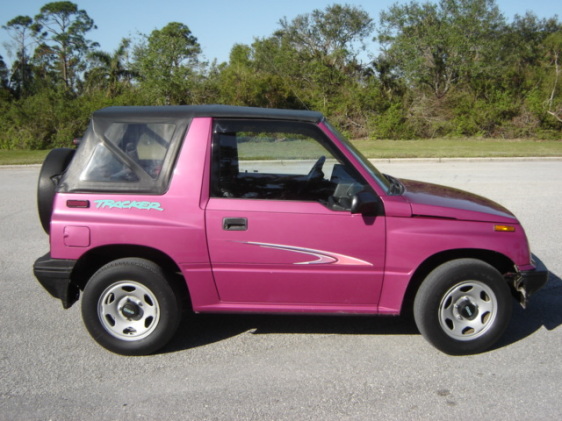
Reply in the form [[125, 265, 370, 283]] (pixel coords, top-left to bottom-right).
[[1, 0, 560, 66]]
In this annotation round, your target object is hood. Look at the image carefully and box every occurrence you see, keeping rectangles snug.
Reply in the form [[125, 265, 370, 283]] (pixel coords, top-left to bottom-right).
[[400, 179, 516, 223]]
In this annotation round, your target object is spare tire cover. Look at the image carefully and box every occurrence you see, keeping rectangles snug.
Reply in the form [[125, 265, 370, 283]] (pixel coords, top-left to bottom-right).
[[37, 148, 75, 234]]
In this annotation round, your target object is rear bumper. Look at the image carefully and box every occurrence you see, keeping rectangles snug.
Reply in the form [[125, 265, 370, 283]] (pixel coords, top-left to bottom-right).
[[33, 253, 79, 309], [513, 267, 549, 308]]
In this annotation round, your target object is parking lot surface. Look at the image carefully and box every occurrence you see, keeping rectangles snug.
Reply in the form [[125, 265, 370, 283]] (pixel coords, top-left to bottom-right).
[[1, 160, 561, 420]]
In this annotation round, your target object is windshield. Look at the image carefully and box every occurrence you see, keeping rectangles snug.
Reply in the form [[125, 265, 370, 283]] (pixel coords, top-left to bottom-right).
[[323, 121, 391, 194]]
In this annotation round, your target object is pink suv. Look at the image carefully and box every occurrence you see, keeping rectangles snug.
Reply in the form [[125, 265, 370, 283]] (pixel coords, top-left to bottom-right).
[[33, 105, 547, 355]]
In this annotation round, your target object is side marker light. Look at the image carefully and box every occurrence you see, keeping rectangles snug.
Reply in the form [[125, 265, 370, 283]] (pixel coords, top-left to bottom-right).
[[494, 225, 515, 232]]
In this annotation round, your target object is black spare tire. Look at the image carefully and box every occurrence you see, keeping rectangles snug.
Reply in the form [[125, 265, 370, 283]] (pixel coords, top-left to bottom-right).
[[37, 148, 75, 234]]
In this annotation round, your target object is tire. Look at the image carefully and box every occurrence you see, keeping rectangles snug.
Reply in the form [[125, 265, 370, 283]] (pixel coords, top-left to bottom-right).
[[81, 258, 182, 356], [413, 258, 512, 355], [37, 148, 75, 234]]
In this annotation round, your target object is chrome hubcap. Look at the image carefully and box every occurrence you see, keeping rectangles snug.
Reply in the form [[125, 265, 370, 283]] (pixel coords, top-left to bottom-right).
[[439, 281, 497, 341], [98, 281, 160, 341]]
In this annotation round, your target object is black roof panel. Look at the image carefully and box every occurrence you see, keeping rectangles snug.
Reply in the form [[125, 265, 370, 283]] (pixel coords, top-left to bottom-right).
[[94, 105, 324, 123]]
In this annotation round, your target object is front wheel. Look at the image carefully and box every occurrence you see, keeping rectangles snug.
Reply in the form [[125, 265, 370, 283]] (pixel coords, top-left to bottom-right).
[[81, 258, 181, 355], [413, 259, 512, 355]]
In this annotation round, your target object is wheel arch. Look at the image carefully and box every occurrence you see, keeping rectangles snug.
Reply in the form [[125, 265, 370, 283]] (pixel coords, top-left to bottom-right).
[[70, 245, 190, 305], [401, 248, 515, 316]]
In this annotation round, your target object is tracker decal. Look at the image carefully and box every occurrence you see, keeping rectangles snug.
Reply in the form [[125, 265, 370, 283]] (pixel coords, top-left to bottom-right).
[[94, 199, 164, 211]]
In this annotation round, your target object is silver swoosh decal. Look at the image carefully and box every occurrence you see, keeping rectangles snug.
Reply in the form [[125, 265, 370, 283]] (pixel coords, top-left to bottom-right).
[[243, 241, 373, 266]]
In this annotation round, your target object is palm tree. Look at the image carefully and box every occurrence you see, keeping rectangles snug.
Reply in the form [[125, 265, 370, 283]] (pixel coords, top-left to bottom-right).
[[85, 38, 137, 97]]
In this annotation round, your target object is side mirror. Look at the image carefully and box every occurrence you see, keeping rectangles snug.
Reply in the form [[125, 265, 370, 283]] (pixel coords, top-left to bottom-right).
[[351, 191, 381, 217]]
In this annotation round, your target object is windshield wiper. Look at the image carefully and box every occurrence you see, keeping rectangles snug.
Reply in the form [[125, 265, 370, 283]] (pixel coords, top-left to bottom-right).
[[384, 174, 404, 195]]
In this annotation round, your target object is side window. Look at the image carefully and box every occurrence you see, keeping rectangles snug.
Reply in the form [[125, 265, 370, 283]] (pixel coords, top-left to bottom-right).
[[81, 122, 175, 182], [211, 119, 372, 211]]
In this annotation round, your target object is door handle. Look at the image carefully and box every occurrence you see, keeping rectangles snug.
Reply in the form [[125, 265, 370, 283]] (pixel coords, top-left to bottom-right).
[[223, 217, 248, 231]]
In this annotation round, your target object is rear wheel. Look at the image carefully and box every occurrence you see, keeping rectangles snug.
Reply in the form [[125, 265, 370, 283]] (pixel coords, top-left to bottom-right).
[[81, 258, 181, 355], [413, 258, 512, 355], [37, 148, 75, 233]]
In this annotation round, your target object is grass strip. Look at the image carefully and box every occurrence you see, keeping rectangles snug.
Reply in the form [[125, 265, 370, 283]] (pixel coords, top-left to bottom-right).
[[1, 138, 561, 165]]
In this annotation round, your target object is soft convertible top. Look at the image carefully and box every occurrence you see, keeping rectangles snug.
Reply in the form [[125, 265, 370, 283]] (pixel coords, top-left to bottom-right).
[[93, 105, 324, 123], [59, 105, 325, 194]]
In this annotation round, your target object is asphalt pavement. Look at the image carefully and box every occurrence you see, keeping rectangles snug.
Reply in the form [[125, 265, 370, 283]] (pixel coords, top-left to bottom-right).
[[1, 160, 561, 420]]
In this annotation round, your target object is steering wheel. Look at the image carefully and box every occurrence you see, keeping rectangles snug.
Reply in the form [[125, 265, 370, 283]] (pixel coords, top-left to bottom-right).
[[306, 155, 326, 182]]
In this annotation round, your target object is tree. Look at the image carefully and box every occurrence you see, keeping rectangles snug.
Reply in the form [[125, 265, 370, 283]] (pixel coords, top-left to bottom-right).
[[133, 22, 201, 104], [543, 32, 562, 123], [85, 38, 136, 97], [378, 0, 506, 99], [374, 0, 518, 137], [214, 41, 302, 109], [277, 4, 374, 71], [2, 15, 39, 96], [213, 5, 381, 136], [33, 1, 97, 91], [0, 55, 9, 92], [272, 5, 377, 124]]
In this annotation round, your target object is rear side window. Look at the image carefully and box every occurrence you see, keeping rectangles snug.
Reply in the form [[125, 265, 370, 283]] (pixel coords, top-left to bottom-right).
[[60, 116, 189, 194], [81, 123, 176, 182]]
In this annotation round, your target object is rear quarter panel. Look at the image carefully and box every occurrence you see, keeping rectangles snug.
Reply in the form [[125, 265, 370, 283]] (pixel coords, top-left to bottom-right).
[[50, 118, 218, 304]]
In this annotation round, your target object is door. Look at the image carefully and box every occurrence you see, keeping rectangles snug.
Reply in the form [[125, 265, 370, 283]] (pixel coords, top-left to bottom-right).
[[205, 119, 386, 308]]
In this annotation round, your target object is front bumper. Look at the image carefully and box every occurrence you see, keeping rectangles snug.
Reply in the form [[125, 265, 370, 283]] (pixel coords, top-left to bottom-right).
[[33, 253, 79, 309], [512, 267, 549, 308]]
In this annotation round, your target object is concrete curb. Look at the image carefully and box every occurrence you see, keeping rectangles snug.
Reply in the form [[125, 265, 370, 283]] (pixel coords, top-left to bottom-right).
[[0, 164, 42, 169], [369, 156, 562, 163]]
